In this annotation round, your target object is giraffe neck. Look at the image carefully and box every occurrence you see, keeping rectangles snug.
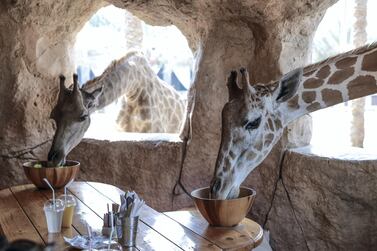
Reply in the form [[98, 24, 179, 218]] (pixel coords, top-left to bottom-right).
[[280, 42, 377, 126], [82, 51, 152, 112], [116, 77, 186, 133], [82, 51, 186, 133]]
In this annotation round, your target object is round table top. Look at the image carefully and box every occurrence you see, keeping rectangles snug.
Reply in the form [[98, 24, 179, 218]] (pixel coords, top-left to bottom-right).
[[0, 181, 263, 250]]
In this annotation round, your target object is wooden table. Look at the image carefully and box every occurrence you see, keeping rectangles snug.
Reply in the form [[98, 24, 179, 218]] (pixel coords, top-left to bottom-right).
[[0, 181, 263, 250]]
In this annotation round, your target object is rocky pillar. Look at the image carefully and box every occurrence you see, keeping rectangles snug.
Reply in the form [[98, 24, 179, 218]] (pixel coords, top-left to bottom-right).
[[124, 10, 143, 51], [351, 0, 368, 147]]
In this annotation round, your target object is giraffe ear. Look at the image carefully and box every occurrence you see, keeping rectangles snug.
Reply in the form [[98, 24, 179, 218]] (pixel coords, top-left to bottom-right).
[[82, 86, 103, 111], [274, 68, 302, 103], [227, 70, 242, 101]]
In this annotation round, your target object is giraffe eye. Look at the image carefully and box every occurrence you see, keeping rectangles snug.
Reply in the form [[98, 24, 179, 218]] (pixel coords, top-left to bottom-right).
[[245, 117, 261, 130], [79, 114, 88, 122]]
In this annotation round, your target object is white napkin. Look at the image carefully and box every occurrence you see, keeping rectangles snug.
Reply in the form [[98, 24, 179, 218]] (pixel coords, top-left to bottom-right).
[[64, 233, 108, 249], [119, 191, 145, 218]]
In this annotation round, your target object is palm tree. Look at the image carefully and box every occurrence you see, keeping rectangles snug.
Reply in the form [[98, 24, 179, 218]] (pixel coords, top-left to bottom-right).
[[351, 0, 368, 147]]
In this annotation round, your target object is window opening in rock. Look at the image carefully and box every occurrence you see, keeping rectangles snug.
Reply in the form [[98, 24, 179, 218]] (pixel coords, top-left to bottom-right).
[[310, 0, 377, 150], [74, 5, 194, 141]]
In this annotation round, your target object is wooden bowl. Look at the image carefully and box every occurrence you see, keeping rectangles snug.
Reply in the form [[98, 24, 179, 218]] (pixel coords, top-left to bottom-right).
[[191, 187, 256, 227], [23, 160, 80, 189]]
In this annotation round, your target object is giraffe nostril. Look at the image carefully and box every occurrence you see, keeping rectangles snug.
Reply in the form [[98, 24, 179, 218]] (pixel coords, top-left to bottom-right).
[[48, 150, 57, 161]]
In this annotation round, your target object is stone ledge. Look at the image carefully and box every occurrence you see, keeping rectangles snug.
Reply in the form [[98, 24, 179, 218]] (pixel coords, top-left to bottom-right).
[[292, 145, 377, 161], [68, 138, 184, 211], [82, 133, 182, 143]]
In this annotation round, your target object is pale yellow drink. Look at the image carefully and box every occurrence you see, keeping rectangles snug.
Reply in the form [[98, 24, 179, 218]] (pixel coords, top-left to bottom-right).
[[58, 194, 76, 228], [62, 204, 75, 227]]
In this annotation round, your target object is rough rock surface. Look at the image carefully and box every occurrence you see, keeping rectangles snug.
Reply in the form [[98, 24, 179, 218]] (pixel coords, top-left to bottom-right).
[[0, 0, 106, 188], [68, 139, 183, 211], [266, 146, 377, 251]]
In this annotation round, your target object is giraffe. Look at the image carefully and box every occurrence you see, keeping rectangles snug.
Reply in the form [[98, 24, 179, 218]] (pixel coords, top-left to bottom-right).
[[115, 72, 185, 133], [48, 51, 186, 166], [210, 42, 377, 199]]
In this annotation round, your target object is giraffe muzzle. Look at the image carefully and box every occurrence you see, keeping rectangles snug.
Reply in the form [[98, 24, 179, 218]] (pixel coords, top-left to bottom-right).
[[47, 149, 65, 166], [47, 150, 57, 161], [210, 178, 222, 196], [210, 177, 241, 199]]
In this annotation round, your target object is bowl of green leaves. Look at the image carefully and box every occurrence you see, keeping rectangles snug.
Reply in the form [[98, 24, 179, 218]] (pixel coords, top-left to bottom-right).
[[23, 160, 80, 189]]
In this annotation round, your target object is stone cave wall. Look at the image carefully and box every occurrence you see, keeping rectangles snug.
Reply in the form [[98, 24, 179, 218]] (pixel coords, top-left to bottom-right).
[[0, 0, 107, 187], [4, 0, 376, 250]]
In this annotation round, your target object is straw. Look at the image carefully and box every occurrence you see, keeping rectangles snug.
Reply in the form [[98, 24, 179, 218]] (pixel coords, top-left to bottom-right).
[[86, 222, 92, 239], [43, 178, 56, 210], [62, 179, 75, 205], [64, 179, 75, 197], [108, 212, 114, 250], [86, 222, 92, 250]]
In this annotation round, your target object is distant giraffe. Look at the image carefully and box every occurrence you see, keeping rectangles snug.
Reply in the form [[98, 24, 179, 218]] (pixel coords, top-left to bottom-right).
[[210, 42, 377, 199], [48, 51, 186, 166], [87, 51, 186, 133], [115, 62, 186, 133]]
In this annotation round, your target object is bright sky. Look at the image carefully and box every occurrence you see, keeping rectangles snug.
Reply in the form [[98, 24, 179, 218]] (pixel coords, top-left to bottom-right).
[[74, 5, 193, 138], [74, 5, 193, 88], [310, 0, 377, 151]]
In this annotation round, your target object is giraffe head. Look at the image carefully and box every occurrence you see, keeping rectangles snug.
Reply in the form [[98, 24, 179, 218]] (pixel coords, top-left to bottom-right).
[[210, 68, 302, 199], [48, 74, 102, 166]]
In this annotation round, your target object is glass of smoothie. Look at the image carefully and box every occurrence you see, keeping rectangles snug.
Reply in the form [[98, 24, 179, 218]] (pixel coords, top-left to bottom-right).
[[58, 194, 76, 228], [44, 199, 65, 233]]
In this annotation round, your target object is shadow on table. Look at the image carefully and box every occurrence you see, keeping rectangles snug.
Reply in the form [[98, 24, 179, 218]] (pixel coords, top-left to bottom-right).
[[0, 236, 54, 251]]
